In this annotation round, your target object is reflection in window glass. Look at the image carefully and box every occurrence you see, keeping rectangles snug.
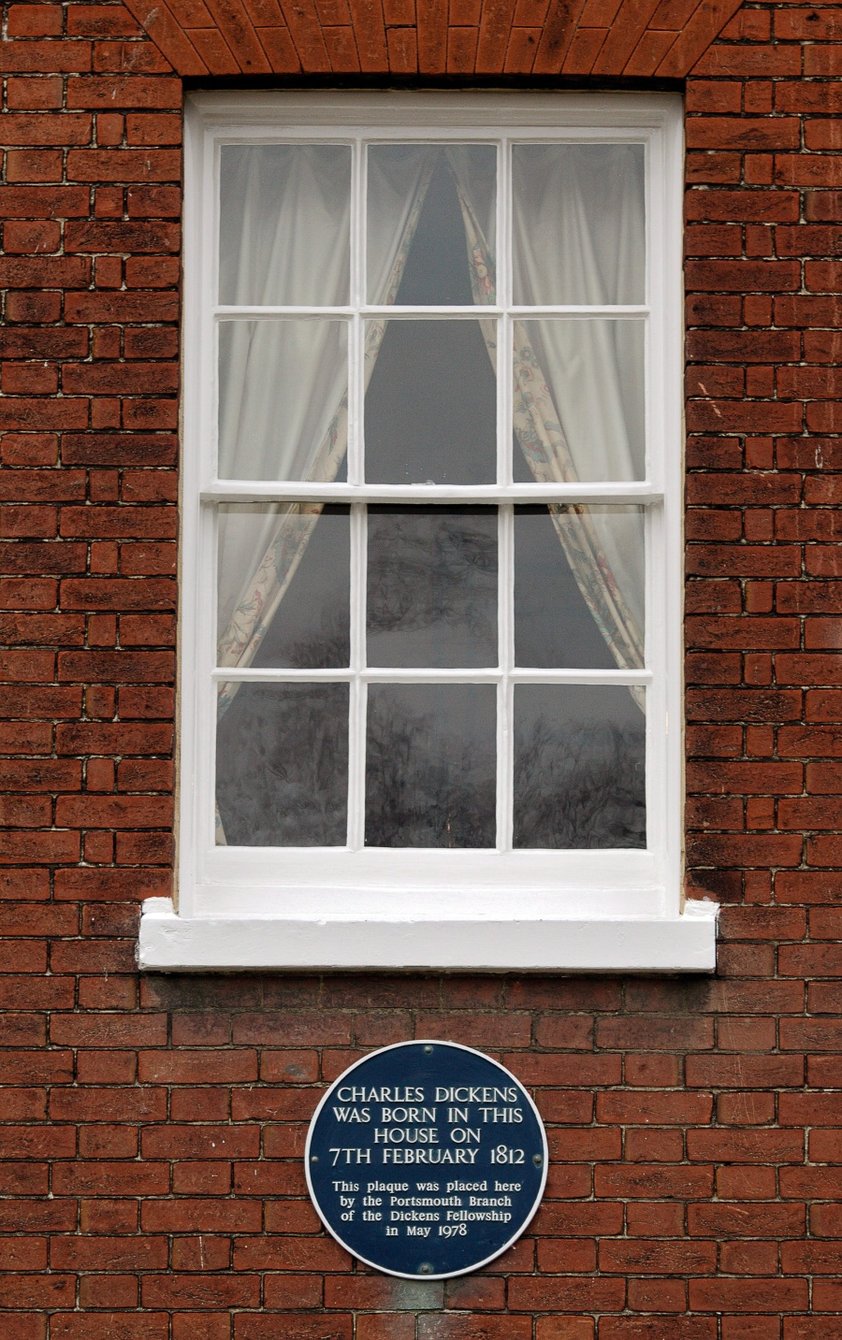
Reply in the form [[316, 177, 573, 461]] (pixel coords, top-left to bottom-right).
[[367, 507, 497, 668], [217, 505, 350, 671], [366, 685, 496, 847], [216, 684, 349, 846], [514, 685, 645, 849], [515, 506, 644, 669]]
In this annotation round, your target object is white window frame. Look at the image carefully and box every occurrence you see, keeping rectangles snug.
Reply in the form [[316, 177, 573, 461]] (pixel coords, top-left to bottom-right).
[[139, 90, 717, 972]]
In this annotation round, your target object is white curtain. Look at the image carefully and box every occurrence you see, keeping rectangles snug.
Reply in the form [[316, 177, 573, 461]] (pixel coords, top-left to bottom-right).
[[216, 146, 435, 712], [511, 143, 645, 308], [454, 146, 646, 681]]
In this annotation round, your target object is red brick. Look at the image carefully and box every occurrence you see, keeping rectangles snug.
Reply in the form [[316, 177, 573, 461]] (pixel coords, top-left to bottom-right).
[[597, 1091, 712, 1124], [509, 1276, 625, 1311], [600, 1324, 714, 1340], [687, 1054, 803, 1089], [688, 1128, 803, 1164], [139, 1048, 257, 1083], [418, 1319, 533, 1339], [686, 118, 801, 151], [5, 75, 64, 108], [142, 1195, 261, 1232], [356, 1317, 416, 1340], [51, 1319, 168, 1340], [235, 1320, 351, 1340], [600, 1238, 716, 1273], [690, 1279, 807, 1313], [68, 5, 145, 37]]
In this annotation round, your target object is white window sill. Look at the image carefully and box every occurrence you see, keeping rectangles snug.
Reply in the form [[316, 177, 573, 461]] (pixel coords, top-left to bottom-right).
[[138, 896, 717, 972]]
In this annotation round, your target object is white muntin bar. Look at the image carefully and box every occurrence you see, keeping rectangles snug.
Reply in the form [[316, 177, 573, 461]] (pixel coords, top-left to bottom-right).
[[211, 667, 654, 685], [495, 140, 514, 853], [348, 500, 367, 850], [497, 504, 515, 852], [213, 305, 650, 319], [202, 483, 662, 504]]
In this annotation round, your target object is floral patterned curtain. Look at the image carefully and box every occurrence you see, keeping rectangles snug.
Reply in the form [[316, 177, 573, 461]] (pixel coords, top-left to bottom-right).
[[452, 175, 646, 704], [216, 161, 436, 716]]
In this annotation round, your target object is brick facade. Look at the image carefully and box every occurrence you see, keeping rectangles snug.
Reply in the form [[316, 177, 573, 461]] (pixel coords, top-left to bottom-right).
[[2, 0, 842, 1335]]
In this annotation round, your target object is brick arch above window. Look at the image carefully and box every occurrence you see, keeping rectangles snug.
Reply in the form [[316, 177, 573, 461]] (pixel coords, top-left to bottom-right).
[[120, 0, 746, 80]]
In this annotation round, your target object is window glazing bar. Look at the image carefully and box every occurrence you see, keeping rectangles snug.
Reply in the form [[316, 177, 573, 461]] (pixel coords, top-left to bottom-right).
[[211, 667, 654, 685], [214, 305, 650, 319], [202, 484, 663, 504]]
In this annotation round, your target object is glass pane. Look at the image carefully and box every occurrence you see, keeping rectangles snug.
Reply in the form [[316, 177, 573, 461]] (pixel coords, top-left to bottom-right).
[[219, 144, 351, 307], [367, 144, 497, 305], [364, 320, 496, 484], [367, 507, 497, 668], [218, 505, 349, 670], [515, 506, 644, 669], [216, 683, 349, 846], [512, 144, 645, 305], [218, 320, 347, 481], [366, 685, 496, 847], [513, 685, 645, 849], [513, 319, 644, 482]]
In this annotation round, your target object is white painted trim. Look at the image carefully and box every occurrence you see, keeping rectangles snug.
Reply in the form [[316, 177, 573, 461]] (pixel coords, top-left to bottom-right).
[[188, 89, 682, 132], [161, 90, 706, 974], [139, 897, 717, 972]]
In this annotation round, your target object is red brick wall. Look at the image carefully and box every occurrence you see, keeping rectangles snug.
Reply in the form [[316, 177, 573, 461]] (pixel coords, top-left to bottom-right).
[[1, 1, 841, 1336]]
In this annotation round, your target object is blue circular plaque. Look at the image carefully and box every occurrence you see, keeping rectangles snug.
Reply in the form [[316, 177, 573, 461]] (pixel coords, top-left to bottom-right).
[[305, 1040, 548, 1279]]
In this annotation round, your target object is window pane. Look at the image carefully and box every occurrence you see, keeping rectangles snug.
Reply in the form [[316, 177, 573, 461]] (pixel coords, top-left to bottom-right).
[[218, 319, 348, 481], [513, 685, 645, 849], [515, 506, 644, 669], [512, 143, 645, 305], [366, 685, 496, 847], [367, 507, 497, 668], [218, 505, 350, 671], [216, 683, 349, 846], [219, 144, 351, 307], [364, 319, 496, 483], [513, 319, 645, 483], [367, 144, 496, 305]]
